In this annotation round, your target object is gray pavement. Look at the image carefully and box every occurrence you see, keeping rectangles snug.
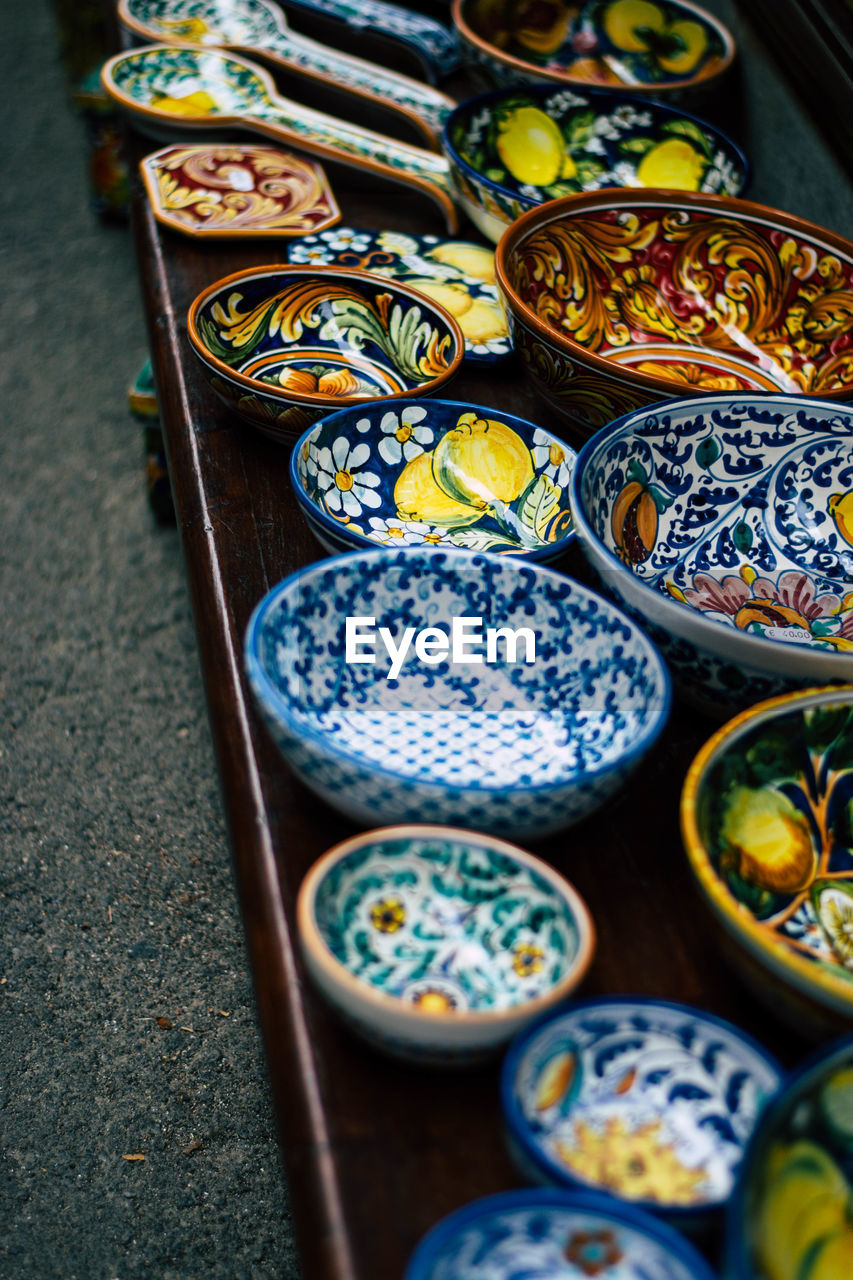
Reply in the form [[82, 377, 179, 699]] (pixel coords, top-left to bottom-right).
[[1, 4, 299, 1276]]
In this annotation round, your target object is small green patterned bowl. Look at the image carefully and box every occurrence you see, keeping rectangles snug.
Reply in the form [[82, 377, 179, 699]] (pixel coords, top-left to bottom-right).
[[297, 825, 596, 1065]]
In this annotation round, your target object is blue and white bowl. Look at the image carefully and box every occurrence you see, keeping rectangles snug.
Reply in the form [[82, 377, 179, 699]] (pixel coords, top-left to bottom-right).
[[404, 1187, 718, 1280], [570, 394, 853, 718], [501, 997, 783, 1226], [244, 548, 671, 838], [290, 398, 576, 561], [297, 824, 595, 1063]]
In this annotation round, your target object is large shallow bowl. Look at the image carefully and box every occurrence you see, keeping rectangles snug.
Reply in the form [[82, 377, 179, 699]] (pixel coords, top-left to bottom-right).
[[452, 0, 736, 99], [244, 548, 671, 839], [726, 1035, 853, 1280], [444, 83, 747, 242], [501, 996, 782, 1225], [187, 264, 464, 443], [290, 398, 576, 561], [494, 189, 853, 440], [405, 1187, 718, 1280], [570, 393, 853, 715], [297, 825, 595, 1064], [682, 687, 853, 1039]]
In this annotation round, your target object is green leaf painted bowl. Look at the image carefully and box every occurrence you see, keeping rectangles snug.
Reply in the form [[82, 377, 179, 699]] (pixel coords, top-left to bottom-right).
[[187, 264, 465, 443], [297, 824, 596, 1064], [681, 686, 853, 1038]]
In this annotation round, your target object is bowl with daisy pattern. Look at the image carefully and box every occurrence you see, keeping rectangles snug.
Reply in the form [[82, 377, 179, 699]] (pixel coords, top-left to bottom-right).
[[290, 399, 576, 562], [443, 82, 747, 242], [297, 824, 595, 1063], [243, 547, 671, 839], [570, 393, 853, 717], [682, 686, 853, 1039], [501, 996, 782, 1226], [187, 264, 465, 443]]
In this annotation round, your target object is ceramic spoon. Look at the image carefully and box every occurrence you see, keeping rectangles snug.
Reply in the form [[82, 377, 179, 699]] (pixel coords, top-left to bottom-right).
[[101, 45, 459, 230], [118, 0, 456, 149], [277, 0, 462, 84]]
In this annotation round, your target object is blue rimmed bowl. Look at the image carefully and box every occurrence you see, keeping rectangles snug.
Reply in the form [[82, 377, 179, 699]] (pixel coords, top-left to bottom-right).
[[444, 82, 748, 242], [726, 1035, 853, 1280], [187, 264, 465, 444], [243, 548, 671, 839], [570, 393, 853, 717], [297, 825, 595, 1064], [405, 1187, 718, 1280], [502, 997, 782, 1227], [290, 399, 576, 562]]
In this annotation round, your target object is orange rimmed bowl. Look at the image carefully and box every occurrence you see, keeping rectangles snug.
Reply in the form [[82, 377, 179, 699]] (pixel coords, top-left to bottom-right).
[[187, 264, 465, 443], [494, 189, 853, 444], [681, 686, 853, 1039]]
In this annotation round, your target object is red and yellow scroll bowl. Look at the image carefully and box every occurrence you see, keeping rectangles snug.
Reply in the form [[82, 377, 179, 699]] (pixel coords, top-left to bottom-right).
[[187, 264, 465, 444], [681, 686, 853, 1041], [494, 188, 853, 447]]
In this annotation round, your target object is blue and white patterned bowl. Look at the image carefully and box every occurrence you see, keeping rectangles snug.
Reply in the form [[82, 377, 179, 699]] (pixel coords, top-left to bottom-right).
[[502, 997, 783, 1225], [297, 825, 595, 1063], [290, 398, 576, 561], [571, 394, 853, 718], [244, 548, 672, 838], [444, 83, 748, 243], [405, 1187, 718, 1280]]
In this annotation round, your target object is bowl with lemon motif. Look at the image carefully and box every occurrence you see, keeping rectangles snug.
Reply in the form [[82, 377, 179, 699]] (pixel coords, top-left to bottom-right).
[[681, 686, 853, 1039], [452, 0, 736, 101], [243, 547, 672, 838], [297, 825, 596, 1063], [444, 83, 747, 242], [570, 393, 853, 715], [187, 264, 465, 443], [495, 190, 853, 441], [290, 398, 576, 561], [501, 996, 782, 1225], [726, 1035, 853, 1280]]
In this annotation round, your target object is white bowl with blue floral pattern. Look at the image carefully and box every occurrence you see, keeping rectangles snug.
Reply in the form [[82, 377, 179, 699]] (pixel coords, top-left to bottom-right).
[[290, 398, 576, 562], [571, 394, 853, 718], [297, 825, 595, 1063], [244, 548, 671, 838], [501, 997, 782, 1226], [404, 1187, 718, 1280]]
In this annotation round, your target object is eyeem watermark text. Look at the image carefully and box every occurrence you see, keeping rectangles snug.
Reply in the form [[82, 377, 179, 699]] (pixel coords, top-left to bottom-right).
[[345, 616, 536, 680]]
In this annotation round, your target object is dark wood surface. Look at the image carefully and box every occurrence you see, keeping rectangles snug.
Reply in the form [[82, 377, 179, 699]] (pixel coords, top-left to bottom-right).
[[123, 14, 847, 1275]]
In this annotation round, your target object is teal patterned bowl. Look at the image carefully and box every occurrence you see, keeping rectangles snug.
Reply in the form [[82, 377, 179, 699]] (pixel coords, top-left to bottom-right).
[[187, 264, 465, 443], [297, 825, 596, 1064]]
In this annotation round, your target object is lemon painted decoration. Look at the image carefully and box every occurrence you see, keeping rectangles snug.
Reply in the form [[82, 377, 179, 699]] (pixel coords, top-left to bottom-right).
[[293, 400, 577, 562]]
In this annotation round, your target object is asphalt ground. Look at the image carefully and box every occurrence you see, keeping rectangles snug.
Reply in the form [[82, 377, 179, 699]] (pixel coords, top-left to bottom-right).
[[1, 3, 299, 1276]]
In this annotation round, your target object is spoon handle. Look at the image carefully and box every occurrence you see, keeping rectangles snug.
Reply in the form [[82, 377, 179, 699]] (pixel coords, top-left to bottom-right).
[[253, 92, 459, 230], [277, 0, 462, 84], [263, 27, 455, 147]]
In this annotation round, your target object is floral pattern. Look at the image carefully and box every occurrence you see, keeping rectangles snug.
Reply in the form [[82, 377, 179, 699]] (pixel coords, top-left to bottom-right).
[[505, 1000, 781, 1213], [312, 437, 381, 518]]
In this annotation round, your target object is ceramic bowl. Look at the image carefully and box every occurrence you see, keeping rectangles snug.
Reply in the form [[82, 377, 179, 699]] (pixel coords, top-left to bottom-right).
[[444, 83, 747, 243], [405, 1187, 718, 1280], [494, 190, 853, 441], [570, 393, 853, 716], [501, 996, 782, 1226], [452, 0, 736, 100], [187, 264, 465, 442], [286, 225, 511, 363], [290, 398, 576, 562], [297, 825, 595, 1063], [682, 686, 853, 1040], [726, 1035, 853, 1280], [243, 548, 671, 839]]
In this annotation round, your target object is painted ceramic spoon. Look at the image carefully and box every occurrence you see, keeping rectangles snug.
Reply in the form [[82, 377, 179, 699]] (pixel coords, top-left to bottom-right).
[[118, 0, 456, 148], [101, 45, 459, 230], [277, 0, 462, 84]]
